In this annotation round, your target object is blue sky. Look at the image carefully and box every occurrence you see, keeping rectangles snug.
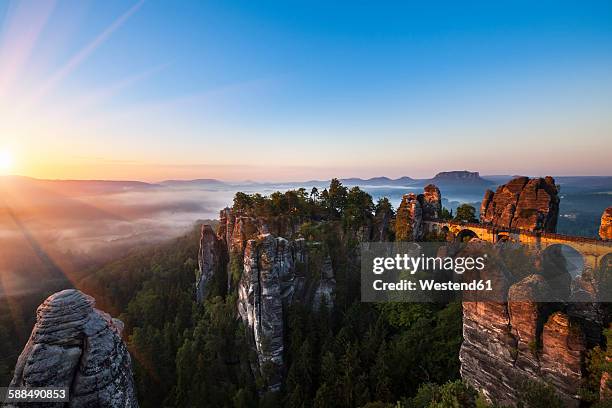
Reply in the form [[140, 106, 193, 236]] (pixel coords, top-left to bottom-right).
[[0, 0, 611, 180]]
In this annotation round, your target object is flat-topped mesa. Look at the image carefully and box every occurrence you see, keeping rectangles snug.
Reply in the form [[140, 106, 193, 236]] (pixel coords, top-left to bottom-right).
[[395, 184, 442, 241], [432, 170, 486, 184], [480, 176, 559, 232], [9, 289, 138, 408], [600, 207, 612, 240]]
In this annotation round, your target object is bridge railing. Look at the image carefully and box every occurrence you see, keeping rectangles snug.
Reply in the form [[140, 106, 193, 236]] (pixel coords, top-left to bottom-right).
[[424, 220, 611, 246]]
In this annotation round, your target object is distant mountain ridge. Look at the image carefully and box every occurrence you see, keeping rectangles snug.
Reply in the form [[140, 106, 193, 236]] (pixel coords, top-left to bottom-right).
[[160, 178, 226, 187], [0, 175, 158, 196], [3, 172, 610, 193], [339, 171, 493, 187], [339, 176, 415, 186]]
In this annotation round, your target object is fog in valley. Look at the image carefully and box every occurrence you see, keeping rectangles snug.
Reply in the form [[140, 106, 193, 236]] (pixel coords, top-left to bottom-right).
[[0, 175, 610, 298]]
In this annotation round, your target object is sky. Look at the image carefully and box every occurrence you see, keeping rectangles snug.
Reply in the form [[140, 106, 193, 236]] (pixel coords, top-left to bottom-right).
[[0, 0, 610, 181]]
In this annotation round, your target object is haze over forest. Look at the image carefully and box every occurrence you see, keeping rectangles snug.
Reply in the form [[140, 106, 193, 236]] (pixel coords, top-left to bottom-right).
[[1, 171, 610, 298]]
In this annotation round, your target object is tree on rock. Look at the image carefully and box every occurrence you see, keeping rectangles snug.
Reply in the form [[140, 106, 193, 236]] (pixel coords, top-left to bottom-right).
[[454, 204, 477, 223]]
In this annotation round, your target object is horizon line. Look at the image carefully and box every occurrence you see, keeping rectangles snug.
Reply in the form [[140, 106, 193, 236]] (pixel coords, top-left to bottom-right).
[[2, 172, 612, 185]]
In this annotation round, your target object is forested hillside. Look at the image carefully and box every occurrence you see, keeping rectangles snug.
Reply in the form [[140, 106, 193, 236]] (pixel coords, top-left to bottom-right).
[[72, 181, 470, 407], [4, 179, 607, 407]]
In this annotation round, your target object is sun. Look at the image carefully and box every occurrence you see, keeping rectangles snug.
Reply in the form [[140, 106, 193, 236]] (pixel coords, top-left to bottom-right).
[[0, 150, 14, 173]]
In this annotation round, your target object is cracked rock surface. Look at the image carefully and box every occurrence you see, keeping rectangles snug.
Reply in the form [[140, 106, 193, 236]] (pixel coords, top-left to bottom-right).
[[9, 289, 138, 408]]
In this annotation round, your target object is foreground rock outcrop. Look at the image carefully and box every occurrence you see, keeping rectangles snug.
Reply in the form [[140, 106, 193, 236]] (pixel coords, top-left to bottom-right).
[[9, 289, 138, 407], [461, 279, 587, 406], [480, 176, 559, 232], [458, 240, 601, 407], [600, 207, 612, 240]]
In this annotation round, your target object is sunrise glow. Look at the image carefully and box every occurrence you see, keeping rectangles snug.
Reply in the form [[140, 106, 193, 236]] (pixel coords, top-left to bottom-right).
[[0, 1, 610, 181], [0, 149, 13, 173]]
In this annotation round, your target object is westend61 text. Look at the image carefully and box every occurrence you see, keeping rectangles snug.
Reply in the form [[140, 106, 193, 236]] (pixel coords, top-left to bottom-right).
[[372, 279, 493, 292]]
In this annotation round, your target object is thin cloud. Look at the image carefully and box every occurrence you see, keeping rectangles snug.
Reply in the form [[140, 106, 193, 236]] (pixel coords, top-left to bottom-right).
[[50, 62, 171, 119], [0, 0, 56, 98], [23, 0, 145, 108]]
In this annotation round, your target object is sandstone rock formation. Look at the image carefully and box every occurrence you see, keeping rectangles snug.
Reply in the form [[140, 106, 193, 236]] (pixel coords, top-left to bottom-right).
[[238, 235, 287, 391], [600, 207, 612, 240], [421, 184, 442, 221], [312, 255, 336, 310], [196, 224, 225, 302], [508, 275, 553, 374], [395, 193, 423, 241], [540, 312, 585, 400], [9, 289, 138, 408], [480, 176, 559, 232], [460, 251, 590, 407], [226, 213, 262, 254], [203, 208, 336, 391], [460, 300, 518, 406], [395, 184, 443, 241], [372, 201, 393, 241], [236, 233, 329, 391], [601, 357, 612, 401]]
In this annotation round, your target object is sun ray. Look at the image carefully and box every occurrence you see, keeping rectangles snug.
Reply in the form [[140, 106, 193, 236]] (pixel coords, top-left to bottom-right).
[[21, 0, 145, 111], [0, 149, 13, 173], [0, 0, 56, 99]]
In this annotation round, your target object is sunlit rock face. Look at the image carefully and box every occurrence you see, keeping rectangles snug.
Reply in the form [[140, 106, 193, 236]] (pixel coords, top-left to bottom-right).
[[600, 207, 612, 240], [458, 243, 591, 408], [480, 176, 559, 232], [9, 289, 138, 408], [461, 303, 586, 407], [540, 312, 586, 400], [508, 275, 553, 375], [395, 184, 443, 241], [460, 300, 518, 406], [601, 357, 612, 401], [396, 193, 423, 241], [217, 208, 304, 254], [421, 184, 442, 221]]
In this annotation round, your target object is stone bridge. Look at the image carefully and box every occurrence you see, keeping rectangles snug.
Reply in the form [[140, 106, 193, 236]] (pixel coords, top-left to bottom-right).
[[423, 220, 612, 271]]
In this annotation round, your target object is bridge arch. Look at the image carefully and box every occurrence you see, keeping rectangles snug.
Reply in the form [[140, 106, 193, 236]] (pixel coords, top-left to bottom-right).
[[496, 232, 513, 243], [539, 244, 584, 299], [541, 244, 585, 279], [600, 252, 612, 274], [596, 252, 612, 301], [457, 228, 478, 242]]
